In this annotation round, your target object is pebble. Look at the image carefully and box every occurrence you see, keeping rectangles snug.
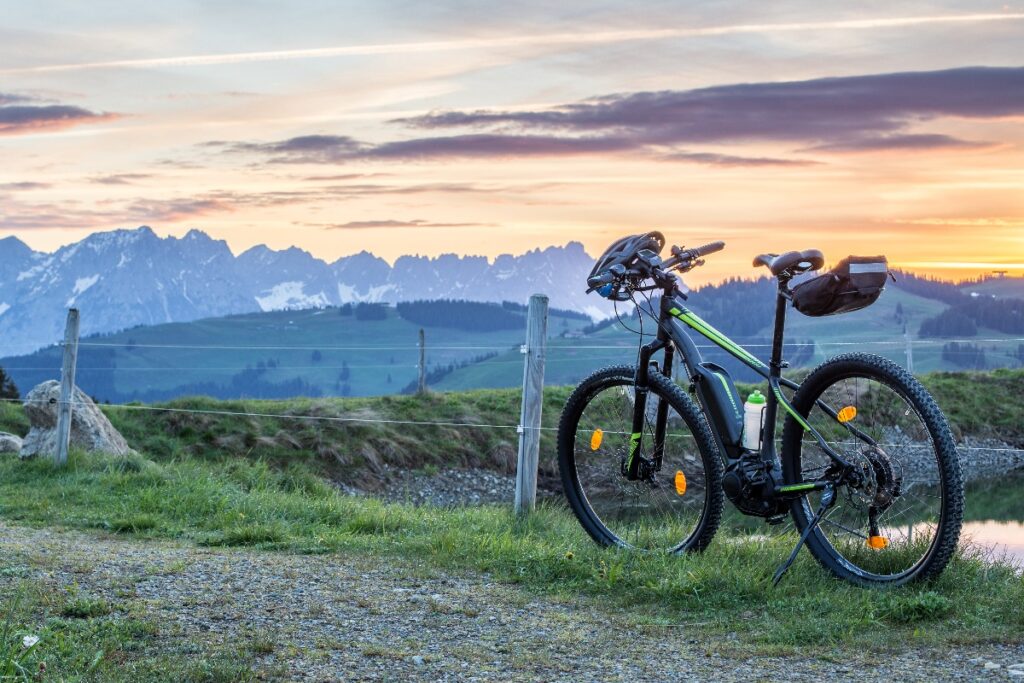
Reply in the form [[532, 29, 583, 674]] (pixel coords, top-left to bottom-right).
[[376, 465, 520, 507], [3, 518, 1024, 681]]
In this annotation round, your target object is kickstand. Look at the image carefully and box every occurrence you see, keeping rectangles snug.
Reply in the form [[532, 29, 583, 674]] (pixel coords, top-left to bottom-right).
[[772, 485, 836, 587]]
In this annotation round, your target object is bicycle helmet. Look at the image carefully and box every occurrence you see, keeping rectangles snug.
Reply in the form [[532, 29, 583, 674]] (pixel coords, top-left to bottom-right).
[[587, 231, 666, 299]]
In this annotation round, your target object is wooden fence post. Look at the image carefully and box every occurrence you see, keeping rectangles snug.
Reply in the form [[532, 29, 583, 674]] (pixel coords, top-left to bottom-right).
[[55, 308, 80, 466], [515, 294, 548, 514], [417, 328, 427, 395]]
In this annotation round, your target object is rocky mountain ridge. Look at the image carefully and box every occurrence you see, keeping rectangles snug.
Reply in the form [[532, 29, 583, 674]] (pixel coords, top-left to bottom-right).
[[0, 226, 602, 355]]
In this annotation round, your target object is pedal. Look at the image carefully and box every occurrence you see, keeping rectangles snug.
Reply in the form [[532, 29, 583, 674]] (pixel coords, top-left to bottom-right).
[[766, 515, 787, 526]]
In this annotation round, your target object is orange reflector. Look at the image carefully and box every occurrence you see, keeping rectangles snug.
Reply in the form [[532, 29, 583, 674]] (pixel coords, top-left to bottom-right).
[[590, 429, 604, 451], [674, 470, 687, 496], [866, 535, 889, 550], [837, 406, 857, 423]]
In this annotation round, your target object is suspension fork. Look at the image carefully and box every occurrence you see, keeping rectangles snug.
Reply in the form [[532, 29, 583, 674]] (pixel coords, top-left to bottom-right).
[[652, 330, 674, 470], [626, 336, 668, 480]]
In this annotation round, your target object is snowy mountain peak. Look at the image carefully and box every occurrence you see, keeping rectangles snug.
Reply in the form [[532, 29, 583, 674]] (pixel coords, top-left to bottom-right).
[[0, 226, 605, 355]]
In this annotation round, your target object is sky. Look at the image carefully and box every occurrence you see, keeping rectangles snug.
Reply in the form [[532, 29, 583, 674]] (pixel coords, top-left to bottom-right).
[[1, 1, 1023, 284]]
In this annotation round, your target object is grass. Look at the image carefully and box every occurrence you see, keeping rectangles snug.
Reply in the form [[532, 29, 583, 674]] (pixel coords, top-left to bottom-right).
[[0, 581, 267, 682], [1, 449, 1023, 660], [0, 371, 1023, 678]]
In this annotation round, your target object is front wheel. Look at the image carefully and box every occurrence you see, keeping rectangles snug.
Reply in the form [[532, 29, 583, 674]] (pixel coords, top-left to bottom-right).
[[558, 365, 724, 553], [781, 353, 964, 586]]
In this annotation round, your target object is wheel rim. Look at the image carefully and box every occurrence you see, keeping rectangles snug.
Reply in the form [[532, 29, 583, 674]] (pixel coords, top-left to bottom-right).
[[572, 377, 711, 552], [797, 374, 945, 580]]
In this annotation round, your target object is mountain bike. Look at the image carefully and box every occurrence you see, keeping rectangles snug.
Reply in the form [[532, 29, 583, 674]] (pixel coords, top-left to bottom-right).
[[557, 232, 964, 586]]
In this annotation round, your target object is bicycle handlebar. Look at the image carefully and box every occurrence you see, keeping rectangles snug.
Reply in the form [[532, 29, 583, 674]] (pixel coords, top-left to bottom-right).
[[690, 241, 725, 258], [588, 237, 726, 298]]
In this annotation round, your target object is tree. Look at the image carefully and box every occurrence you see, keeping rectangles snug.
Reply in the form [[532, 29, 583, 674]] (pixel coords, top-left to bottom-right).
[[919, 309, 977, 338], [0, 366, 18, 400]]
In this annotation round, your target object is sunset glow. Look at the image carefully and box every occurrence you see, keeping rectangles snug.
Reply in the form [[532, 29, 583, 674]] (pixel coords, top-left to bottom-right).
[[2, 3, 1023, 284]]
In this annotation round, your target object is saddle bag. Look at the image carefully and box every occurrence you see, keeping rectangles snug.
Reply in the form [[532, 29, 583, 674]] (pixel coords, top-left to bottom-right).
[[791, 255, 890, 317]]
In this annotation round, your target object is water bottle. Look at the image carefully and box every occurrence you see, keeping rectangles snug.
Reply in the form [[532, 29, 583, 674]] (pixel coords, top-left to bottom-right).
[[742, 390, 766, 451]]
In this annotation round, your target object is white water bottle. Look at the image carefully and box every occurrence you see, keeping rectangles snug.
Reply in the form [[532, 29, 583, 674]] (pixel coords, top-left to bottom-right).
[[742, 390, 766, 451]]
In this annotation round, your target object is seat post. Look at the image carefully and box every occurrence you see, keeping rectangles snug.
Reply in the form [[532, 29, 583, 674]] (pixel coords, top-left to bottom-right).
[[770, 280, 790, 378]]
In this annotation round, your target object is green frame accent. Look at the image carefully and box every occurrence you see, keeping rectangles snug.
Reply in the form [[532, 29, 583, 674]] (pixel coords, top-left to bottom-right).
[[669, 307, 767, 369], [777, 482, 817, 493], [627, 431, 642, 470], [772, 384, 811, 431]]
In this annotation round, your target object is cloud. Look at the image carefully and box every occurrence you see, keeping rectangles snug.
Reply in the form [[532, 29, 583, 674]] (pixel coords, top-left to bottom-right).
[[316, 219, 494, 229], [806, 134, 991, 152], [0, 103, 119, 136], [212, 67, 1021, 164], [210, 135, 365, 163], [0, 93, 33, 105], [0, 181, 51, 191], [123, 198, 233, 223], [5, 13, 1021, 75], [88, 173, 153, 185], [0, 196, 233, 230], [365, 133, 634, 159], [661, 151, 820, 166], [397, 66, 1023, 152], [0, 181, 511, 230]]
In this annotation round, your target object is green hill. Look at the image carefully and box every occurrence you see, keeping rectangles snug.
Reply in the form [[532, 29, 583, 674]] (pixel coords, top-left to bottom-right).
[[0, 303, 590, 402], [4, 280, 1021, 403], [436, 283, 1023, 391], [961, 276, 1024, 299]]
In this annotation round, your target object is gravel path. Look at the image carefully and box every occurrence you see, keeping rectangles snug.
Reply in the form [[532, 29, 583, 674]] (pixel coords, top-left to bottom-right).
[[1, 522, 1022, 682]]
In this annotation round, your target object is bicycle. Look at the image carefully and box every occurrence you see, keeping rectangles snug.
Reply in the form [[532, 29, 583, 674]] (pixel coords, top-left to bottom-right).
[[557, 232, 964, 586]]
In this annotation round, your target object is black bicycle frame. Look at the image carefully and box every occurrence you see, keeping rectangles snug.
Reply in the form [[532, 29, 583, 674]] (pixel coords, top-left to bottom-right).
[[626, 280, 866, 493]]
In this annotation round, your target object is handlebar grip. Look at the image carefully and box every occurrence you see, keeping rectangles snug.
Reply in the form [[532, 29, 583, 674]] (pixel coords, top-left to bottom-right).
[[691, 241, 725, 257]]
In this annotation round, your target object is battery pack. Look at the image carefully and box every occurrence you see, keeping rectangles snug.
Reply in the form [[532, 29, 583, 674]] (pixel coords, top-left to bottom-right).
[[692, 362, 744, 448]]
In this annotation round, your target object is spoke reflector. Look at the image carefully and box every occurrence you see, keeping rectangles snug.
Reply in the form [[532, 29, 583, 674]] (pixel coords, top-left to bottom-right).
[[590, 429, 604, 451], [674, 470, 687, 496], [837, 406, 857, 423], [866, 535, 889, 550]]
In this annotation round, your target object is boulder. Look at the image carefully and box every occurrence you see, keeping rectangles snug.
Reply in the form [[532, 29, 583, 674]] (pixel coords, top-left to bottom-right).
[[19, 381, 134, 459], [0, 432, 22, 454]]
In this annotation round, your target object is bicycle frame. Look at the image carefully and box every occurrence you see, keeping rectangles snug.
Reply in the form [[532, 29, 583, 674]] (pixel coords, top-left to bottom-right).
[[626, 279, 870, 495]]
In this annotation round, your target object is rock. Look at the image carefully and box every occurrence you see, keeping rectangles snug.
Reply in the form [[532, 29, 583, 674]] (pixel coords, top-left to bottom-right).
[[983, 661, 1001, 670], [411, 655, 425, 666], [19, 381, 134, 459], [0, 432, 22, 454]]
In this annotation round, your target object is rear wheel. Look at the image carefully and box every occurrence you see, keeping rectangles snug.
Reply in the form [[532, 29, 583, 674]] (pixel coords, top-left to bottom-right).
[[781, 353, 964, 586], [558, 365, 724, 552]]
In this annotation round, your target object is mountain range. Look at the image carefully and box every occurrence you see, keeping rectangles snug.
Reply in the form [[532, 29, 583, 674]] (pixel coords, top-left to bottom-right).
[[0, 226, 603, 356]]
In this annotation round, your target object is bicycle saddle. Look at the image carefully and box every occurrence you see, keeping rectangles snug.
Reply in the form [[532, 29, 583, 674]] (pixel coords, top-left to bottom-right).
[[753, 249, 825, 276]]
